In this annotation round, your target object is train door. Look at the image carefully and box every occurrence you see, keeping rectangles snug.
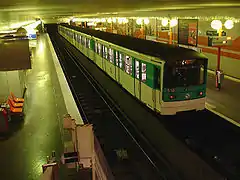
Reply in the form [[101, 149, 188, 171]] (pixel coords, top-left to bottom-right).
[[134, 59, 141, 100], [115, 50, 121, 84], [152, 66, 161, 110]]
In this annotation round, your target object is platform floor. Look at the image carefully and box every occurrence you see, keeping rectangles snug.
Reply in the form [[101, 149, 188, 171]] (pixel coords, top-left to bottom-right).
[[0, 35, 68, 180], [206, 72, 240, 126]]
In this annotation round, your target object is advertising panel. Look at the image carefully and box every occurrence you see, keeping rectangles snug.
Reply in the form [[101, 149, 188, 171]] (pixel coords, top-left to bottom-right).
[[178, 19, 198, 47]]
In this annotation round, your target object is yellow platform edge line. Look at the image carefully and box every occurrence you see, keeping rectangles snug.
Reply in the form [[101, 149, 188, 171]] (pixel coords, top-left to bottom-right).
[[205, 102, 240, 128], [207, 69, 240, 83]]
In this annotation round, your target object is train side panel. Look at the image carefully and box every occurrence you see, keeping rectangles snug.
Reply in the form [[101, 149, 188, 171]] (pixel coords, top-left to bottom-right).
[[120, 70, 135, 95], [59, 25, 162, 112], [104, 60, 116, 80], [59, 25, 207, 115]]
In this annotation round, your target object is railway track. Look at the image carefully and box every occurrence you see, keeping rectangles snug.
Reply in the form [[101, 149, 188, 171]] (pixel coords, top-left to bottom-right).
[[49, 32, 179, 180], [162, 110, 240, 180]]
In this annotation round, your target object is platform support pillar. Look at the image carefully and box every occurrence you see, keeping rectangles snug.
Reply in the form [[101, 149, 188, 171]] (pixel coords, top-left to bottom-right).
[[217, 47, 221, 71], [169, 18, 172, 44], [215, 46, 224, 90]]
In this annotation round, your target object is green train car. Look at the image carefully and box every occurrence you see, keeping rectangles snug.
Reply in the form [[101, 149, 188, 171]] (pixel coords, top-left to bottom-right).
[[58, 25, 208, 115]]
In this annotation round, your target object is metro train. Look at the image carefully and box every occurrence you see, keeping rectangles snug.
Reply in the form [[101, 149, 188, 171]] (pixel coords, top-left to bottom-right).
[[58, 24, 208, 115]]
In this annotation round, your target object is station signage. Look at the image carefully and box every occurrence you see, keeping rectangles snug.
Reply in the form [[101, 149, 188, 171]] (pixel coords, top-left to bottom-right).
[[28, 34, 37, 39], [208, 36, 232, 46], [206, 30, 227, 36], [146, 35, 157, 41], [178, 19, 198, 47], [161, 27, 170, 31], [206, 30, 218, 36]]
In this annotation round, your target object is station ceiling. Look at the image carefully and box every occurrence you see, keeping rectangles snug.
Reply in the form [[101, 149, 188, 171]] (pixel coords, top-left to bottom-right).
[[0, 0, 240, 24]]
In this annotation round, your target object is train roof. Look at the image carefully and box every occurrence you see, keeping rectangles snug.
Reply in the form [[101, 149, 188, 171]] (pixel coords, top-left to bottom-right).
[[61, 24, 208, 64]]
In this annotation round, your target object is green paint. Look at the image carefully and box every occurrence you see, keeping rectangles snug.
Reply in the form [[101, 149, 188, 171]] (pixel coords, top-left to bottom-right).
[[90, 39, 95, 51], [145, 61, 154, 88], [153, 66, 161, 90], [162, 84, 206, 102]]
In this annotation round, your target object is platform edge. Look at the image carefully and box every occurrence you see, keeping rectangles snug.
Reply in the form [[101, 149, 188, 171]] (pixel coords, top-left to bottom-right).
[[206, 102, 240, 127], [46, 33, 83, 125]]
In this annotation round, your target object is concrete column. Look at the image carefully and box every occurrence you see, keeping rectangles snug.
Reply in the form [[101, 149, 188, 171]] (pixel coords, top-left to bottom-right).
[[6, 71, 22, 97], [4, 70, 26, 98], [0, 72, 9, 102], [155, 18, 158, 38]]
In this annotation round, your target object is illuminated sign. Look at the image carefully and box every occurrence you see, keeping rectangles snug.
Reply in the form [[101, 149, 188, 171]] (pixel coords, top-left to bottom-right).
[[206, 30, 226, 36], [178, 19, 198, 47], [28, 34, 37, 39], [208, 36, 232, 46], [161, 27, 170, 31]]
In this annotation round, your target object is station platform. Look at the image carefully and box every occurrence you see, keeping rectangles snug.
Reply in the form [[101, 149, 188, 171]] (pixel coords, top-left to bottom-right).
[[0, 34, 81, 180], [206, 71, 240, 126]]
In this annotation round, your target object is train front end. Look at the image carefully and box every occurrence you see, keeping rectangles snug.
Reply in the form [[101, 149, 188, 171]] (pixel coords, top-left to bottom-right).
[[161, 58, 208, 115]]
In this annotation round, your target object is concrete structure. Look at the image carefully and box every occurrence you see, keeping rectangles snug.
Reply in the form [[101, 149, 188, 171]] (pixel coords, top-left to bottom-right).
[[0, 38, 30, 101], [0, 70, 26, 101], [0, 34, 82, 180]]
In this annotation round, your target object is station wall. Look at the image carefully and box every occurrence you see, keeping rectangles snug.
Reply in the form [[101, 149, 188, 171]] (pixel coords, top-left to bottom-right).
[[0, 70, 26, 102], [135, 19, 240, 79], [84, 15, 240, 79]]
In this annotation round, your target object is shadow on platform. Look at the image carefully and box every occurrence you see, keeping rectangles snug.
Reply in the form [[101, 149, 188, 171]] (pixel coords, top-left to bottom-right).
[[0, 116, 24, 140]]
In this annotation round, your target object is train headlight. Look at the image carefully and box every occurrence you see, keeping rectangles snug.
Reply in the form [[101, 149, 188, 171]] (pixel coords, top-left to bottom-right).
[[169, 95, 175, 99], [167, 88, 175, 92], [199, 91, 203, 96], [185, 93, 190, 100]]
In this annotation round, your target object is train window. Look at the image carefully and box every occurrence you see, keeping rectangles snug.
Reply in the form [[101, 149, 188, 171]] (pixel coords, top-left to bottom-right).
[[115, 51, 119, 66], [81, 36, 85, 45], [86, 38, 88, 47], [163, 60, 206, 88], [155, 67, 161, 90], [85, 38, 88, 47], [200, 64, 204, 84], [125, 55, 132, 75], [135, 60, 140, 79], [79, 35, 81, 43], [74, 33, 77, 41], [109, 48, 114, 63], [87, 39, 90, 48], [95, 42, 98, 52], [103, 46, 108, 60], [97, 43, 102, 56], [142, 63, 147, 82], [119, 53, 124, 69], [102, 45, 105, 58]]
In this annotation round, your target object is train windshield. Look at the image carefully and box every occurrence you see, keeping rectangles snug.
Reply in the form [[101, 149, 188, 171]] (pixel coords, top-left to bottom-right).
[[163, 59, 206, 88]]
